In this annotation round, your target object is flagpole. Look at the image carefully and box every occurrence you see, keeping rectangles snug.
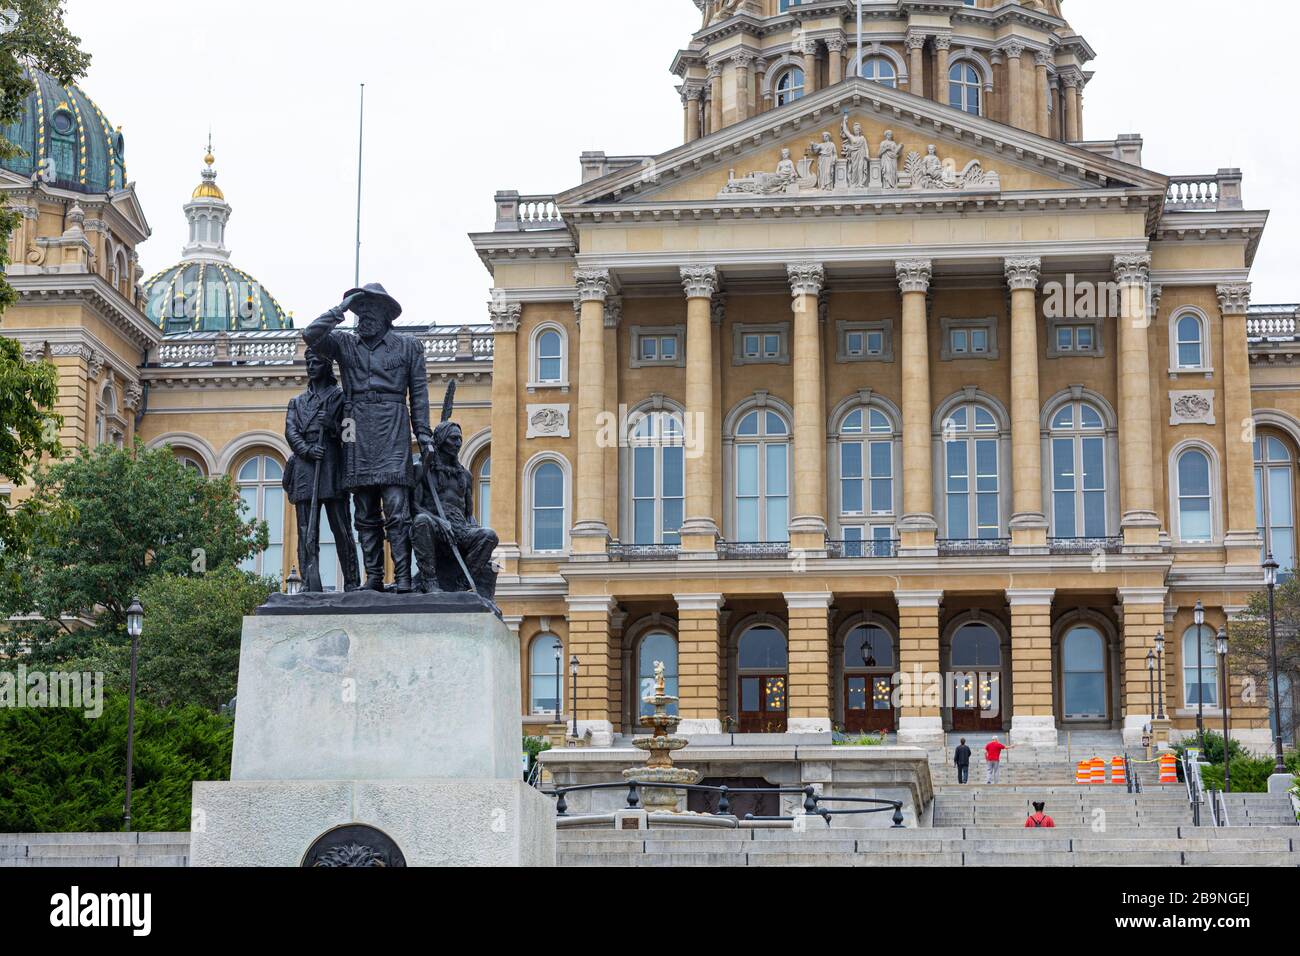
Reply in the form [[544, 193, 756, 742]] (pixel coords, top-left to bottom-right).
[[855, 0, 863, 78], [354, 83, 365, 288]]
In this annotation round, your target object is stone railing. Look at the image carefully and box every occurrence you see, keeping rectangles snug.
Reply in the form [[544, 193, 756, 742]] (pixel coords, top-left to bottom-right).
[[1247, 307, 1299, 341], [493, 191, 564, 232], [421, 324, 494, 362], [1166, 169, 1243, 211], [150, 326, 493, 367]]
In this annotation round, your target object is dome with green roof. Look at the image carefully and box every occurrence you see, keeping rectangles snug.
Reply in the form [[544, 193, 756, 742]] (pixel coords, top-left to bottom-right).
[[0, 66, 127, 194]]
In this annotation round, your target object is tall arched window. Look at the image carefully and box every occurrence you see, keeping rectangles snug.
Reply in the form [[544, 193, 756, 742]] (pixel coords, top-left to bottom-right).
[[843, 621, 896, 732], [837, 405, 898, 551], [637, 630, 678, 717], [733, 408, 790, 542], [1182, 625, 1218, 707], [236, 454, 286, 579], [629, 408, 685, 545], [1175, 448, 1213, 543], [528, 634, 563, 716], [859, 57, 897, 88], [1061, 624, 1108, 719], [942, 403, 1001, 539], [737, 624, 788, 733], [949, 62, 982, 115], [1175, 312, 1205, 370], [774, 67, 805, 106], [1255, 434, 1294, 573], [950, 621, 1003, 731], [529, 458, 567, 553], [1049, 401, 1108, 537], [531, 325, 566, 386]]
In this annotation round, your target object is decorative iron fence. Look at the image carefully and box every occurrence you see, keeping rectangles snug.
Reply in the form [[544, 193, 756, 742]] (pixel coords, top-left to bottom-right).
[[716, 540, 791, 559], [608, 542, 681, 562], [1048, 536, 1124, 555], [827, 538, 899, 559], [937, 537, 1011, 556]]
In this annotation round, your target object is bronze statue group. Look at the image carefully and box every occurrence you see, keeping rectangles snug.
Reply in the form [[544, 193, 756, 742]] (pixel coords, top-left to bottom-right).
[[284, 283, 498, 604]]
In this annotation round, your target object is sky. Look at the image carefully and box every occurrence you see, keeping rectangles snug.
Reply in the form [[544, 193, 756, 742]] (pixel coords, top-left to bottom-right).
[[61, 0, 1300, 327]]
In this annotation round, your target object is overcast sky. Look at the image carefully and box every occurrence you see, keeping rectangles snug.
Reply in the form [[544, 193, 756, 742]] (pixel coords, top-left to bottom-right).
[[63, 0, 1299, 326]]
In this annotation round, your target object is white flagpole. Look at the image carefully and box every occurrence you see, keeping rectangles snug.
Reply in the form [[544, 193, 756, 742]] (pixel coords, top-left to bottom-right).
[[856, 0, 863, 77], [354, 83, 365, 288]]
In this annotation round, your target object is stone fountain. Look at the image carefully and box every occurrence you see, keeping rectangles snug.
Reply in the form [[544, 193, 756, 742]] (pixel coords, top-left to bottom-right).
[[622, 661, 701, 812]]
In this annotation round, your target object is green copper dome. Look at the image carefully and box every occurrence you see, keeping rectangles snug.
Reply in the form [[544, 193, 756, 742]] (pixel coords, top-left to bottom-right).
[[142, 261, 292, 335], [0, 67, 127, 194]]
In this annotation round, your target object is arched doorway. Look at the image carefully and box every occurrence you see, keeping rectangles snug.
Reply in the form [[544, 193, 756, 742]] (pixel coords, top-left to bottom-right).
[[636, 630, 678, 718], [737, 624, 787, 734], [842, 620, 896, 733], [950, 622, 1004, 732], [1060, 624, 1109, 721]]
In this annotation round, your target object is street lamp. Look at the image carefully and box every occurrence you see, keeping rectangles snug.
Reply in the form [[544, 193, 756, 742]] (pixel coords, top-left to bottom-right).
[[569, 654, 580, 740], [1194, 600, 1206, 752], [285, 566, 303, 595], [1154, 630, 1167, 721], [123, 597, 144, 832], [1217, 625, 1231, 793], [1146, 649, 1156, 726], [552, 640, 562, 727], [1263, 553, 1287, 775]]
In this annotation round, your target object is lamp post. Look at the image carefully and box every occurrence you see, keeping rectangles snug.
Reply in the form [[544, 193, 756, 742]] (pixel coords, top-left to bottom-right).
[[1146, 649, 1156, 723], [552, 640, 562, 727], [123, 597, 144, 832], [1217, 625, 1231, 793], [1263, 554, 1287, 775], [1154, 630, 1167, 721], [569, 654, 580, 740], [285, 567, 303, 595], [1194, 600, 1206, 752]]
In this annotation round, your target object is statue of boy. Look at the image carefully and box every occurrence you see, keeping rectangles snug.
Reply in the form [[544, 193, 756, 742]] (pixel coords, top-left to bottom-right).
[[284, 347, 360, 592]]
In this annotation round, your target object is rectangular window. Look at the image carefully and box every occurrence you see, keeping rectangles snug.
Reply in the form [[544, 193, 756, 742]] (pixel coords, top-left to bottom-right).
[[630, 327, 685, 368], [743, 334, 760, 357], [952, 330, 968, 354], [869, 441, 892, 514], [841, 443, 864, 514], [846, 331, 865, 356], [970, 329, 989, 353]]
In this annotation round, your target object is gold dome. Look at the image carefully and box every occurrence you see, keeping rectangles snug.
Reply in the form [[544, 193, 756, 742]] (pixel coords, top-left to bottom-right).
[[191, 146, 224, 200]]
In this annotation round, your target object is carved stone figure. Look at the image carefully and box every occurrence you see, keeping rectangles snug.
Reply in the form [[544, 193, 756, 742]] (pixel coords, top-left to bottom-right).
[[878, 130, 903, 189], [720, 147, 798, 196], [810, 132, 838, 191], [841, 114, 870, 190], [916, 145, 947, 189], [284, 347, 361, 593], [303, 283, 432, 593]]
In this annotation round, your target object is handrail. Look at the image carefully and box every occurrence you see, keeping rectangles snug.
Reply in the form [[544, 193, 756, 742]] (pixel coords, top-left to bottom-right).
[[547, 781, 906, 828], [1181, 751, 1203, 827]]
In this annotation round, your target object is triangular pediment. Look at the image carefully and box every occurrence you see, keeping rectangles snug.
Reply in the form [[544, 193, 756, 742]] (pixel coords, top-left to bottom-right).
[[558, 78, 1167, 212]]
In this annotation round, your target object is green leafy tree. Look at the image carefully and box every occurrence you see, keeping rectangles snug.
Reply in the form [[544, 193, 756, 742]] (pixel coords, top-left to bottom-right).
[[1228, 577, 1300, 742], [0, 443, 268, 663], [75, 567, 274, 711]]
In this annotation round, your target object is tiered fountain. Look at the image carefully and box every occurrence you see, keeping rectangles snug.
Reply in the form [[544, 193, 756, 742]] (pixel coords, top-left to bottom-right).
[[622, 661, 701, 813]]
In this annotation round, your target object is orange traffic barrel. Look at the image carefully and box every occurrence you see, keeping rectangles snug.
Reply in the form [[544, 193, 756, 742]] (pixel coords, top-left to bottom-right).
[[1158, 752, 1178, 784], [1076, 760, 1091, 785], [1111, 756, 1126, 785], [1090, 756, 1106, 785]]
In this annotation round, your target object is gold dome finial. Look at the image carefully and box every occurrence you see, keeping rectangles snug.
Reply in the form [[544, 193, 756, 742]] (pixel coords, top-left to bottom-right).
[[192, 133, 224, 200]]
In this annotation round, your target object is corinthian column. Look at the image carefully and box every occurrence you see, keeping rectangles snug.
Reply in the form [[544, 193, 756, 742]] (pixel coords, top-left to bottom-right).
[[680, 265, 720, 554], [731, 53, 754, 123], [1002, 42, 1026, 130], [788, 262, 827, 551], [1034, 51, 1051, 137], [906, 32, 926, 96], [897, 259, 937, 552], [707, 63, 723, 135], [1005, 257, 1047, 551], [825, 36, 845, 86], [1114, 254, 1159, 546], [935, 35, 952, 107], [1062, 71, 1081, 141], [684, 86, 703, 143], [1218, 282, 1263, 568], [572, 269, 611, 554]]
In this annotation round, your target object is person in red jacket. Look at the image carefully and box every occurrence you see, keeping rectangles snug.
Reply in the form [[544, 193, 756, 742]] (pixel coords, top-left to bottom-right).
[[1025, 801, 1055, 828], [984, 735, 1012, 783]]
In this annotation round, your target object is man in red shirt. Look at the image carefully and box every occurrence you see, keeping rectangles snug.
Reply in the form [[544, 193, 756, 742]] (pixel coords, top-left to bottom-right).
[[984, 735, 1012, 783], [1025, 801, 1055, 828]]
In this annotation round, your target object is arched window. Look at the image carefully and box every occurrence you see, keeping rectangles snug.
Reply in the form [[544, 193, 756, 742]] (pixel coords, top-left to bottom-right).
[[1049, 400, 1109, 537], [737, 624, 788, 734], [531, 325, 566, 386], [637, 630, 678, 717], [529, 458, 567, 554], [528, 634, 563, 716], [949, 62, 982, 115], [859, 57, 897, 88], [950, 621, 1002, 729], [475, 454, 491, 528], [629, 407, 685, 545], [837, 404, 898, 551], [1182, 625, 1218, 707], [733, 408, 790, 542], [1061, 624, 1107, 719], [1255, 434, 1294, 573], [774, 67, 805, 106], [176, 453, 206, 475], [843, 621, 896, 732], [1174, 448, 1213, 543], [942, 403, 1001, 539], [236, 454, 286, 579], [1175, 312, 1205, 370]]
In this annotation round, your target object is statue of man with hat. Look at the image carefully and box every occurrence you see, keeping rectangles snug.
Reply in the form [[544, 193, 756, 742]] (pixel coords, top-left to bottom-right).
[[304, 283, 432, 592]]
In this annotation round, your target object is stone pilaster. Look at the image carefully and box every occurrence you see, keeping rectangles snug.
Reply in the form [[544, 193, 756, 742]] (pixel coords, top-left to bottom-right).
[[1034, 51, 1051, 137], [934, 35, 951, 107], [488, 300, 522, 570], [905, 32, 926, 95], [1006, 257, 1048, 551], [1218, 283, 1264, 570], [680, 266, 721, 553], [707, 62, 723, 135], [896, 259, 937, 552], [731, 53, 754, 123], [571, 269, 611, 555], [683, 85, 703, 143], [1114, 254, 1160, 547], [1007, 589, 1057, 746], [675, 593, 725, 734], [566, 595, 617, 746], [895, 589, 944, 747], [825, 36, 845, 86], [786, 592, 833, 733], [801, 36, 819, 95], [1118, 588, 1167, 746], [1062, 70, 1081, 141], [788, 262, 827, 551]]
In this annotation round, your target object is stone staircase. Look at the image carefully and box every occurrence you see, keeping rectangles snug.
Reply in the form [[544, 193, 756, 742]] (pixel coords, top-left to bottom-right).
[[556, 825, 1299, 867], [925, 732, 1167, 789], [1215, 792, 1299, 827], [0, 833, 190, 867], [932, 785, 1191, 828]]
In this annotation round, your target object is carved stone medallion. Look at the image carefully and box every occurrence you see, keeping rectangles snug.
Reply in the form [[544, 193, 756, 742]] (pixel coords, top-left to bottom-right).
[[301, 825, 407, 868]]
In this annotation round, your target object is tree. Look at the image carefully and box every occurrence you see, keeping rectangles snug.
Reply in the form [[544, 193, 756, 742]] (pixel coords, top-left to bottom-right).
[[0, 443, 268, 663], [1229, 576, 1300, 742], [75, 567, 274, 712]]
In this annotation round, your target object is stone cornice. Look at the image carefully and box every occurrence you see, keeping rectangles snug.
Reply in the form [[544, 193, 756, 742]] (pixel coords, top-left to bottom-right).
[[6, 326, 141, 386], [8, 273, 161, 351]]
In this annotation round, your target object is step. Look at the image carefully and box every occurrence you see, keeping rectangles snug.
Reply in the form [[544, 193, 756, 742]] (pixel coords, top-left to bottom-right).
[[1180, 851, 1299, 866]]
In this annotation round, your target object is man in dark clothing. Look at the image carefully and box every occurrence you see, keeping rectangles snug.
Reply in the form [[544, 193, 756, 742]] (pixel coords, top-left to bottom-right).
[[954, 738, 972, 784], [283, 347, 360, 592], [304, 283, 432, 592]]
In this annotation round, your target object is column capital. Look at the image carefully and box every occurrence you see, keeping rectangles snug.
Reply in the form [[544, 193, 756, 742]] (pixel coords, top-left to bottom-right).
[[1005, 588, 1056, 607], [894, 589, 943, 608], [1216, 282, 1252, 316], [1004, 256, 1042, 291], [999, 40, 1026, 59], [905, 31, 928, 51], [680, 265, 719, 299], [604, 295, 623, 329], [1060, 68, 1083, 89], [683, 84, 704, 102], [1112, 253, 1151, 286], [673, 592, 724, 613], [1034, 49, 1051, 68], [730, 51, 755, 69], [787, 261, 825, 298], [895, 258, 933, 295], [706, 61, 723, 81], [824, 35, 847, 54], [933, 34, 952, 51], [784, 591, 833, 610], [575, 268, 612, 303], [710, 292, 727, 326], [488, 299, 521, 332]]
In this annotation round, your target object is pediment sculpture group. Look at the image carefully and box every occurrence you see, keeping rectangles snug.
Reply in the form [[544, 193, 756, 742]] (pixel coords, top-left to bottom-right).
[[721, 112, 1001, 198]]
